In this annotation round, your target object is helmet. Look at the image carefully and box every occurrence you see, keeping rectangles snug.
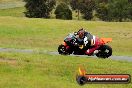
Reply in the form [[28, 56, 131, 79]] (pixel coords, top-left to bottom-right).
[[77, 28, 85, 39]]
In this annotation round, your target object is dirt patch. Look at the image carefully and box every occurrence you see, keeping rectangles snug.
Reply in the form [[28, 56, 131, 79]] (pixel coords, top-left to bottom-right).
[[0, 58, 17, 64]]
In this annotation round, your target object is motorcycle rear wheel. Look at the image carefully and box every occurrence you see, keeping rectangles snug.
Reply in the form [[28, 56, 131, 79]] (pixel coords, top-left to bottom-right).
[[96, 45, 112, 58]]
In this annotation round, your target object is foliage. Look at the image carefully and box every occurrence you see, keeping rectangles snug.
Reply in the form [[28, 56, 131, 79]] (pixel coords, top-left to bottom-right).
[[96, 0, 132, 21], [24, 0, 56, 18], [108, 0, 132, 22], [80, 0, 96, 20], [96, 2, 109, 21], [70, 0, 95, 20], [55, 3, 72, 20]]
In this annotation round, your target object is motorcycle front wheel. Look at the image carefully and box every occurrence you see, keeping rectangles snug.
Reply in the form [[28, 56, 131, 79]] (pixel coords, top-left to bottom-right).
[[58, 44, 71, 55]]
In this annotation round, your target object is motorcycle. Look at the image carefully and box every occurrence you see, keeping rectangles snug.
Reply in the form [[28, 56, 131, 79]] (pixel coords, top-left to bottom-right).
[[58, 33, 112, 58]]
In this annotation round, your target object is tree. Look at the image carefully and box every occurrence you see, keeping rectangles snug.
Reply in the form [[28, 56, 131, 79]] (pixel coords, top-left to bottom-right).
[[128, 0, 132, 3], [70, 0, 82, 20], [24, 0, 56, 18], [128, 3, 132, 20], [108, 0, 131, 22], [96, 2, 109, 21], [95, 0, 132, 21], [55, 3, 72, 20], [70, 0, 96, 20], [80, 0, 96, 20], [57, 0, 70, 4], [96, 0, 108, 3]]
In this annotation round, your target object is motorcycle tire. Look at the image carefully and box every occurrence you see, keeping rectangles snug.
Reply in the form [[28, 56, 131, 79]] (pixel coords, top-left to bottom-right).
[[58, 44, 70, 55], [96, 45, 112, 58]]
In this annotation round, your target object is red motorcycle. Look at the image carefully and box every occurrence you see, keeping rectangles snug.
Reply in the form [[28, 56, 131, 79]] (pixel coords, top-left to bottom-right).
[[58, 33, 112, 58]]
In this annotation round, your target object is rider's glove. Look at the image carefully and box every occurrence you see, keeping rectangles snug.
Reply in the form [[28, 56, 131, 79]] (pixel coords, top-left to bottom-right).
[[74, 42, 78, 46]]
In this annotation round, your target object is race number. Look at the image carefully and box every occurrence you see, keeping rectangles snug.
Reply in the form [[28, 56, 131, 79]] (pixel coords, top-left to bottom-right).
[[84, 37, 88, 46]]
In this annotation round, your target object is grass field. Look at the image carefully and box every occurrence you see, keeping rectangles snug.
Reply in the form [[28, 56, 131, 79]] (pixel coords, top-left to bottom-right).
[[0, 52, 132, 88], [0, 1, 132, 87], [0, 16, 131, 56], [0, 16, 131, 88], [0, 7, 24, 17], [0, 0, 22, 3], [0, 0, 24, 9]]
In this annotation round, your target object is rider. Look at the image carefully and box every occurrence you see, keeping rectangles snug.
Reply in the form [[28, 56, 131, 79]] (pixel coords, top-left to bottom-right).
[[74, 28, 86, 46], [74, 28, 101, 55], [64, 29, 87, 51]]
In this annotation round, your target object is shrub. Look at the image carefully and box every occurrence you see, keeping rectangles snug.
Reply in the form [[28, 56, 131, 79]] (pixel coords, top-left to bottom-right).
[[55, 3, 72, 20]]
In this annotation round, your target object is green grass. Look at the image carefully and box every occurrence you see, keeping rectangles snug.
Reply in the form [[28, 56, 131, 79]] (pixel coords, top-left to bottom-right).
[[0, 0, 24, 9], [0, 7, 25, 17], [0, 0, 22, 3], [0, 16, 131, 56], [0, 52, 132, 88], [0, 3, 131, 88], [0, 1, 131, 88]]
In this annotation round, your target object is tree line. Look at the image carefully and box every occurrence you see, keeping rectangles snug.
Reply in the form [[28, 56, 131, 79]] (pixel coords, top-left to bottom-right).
[[24, 0, 132, 22]]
